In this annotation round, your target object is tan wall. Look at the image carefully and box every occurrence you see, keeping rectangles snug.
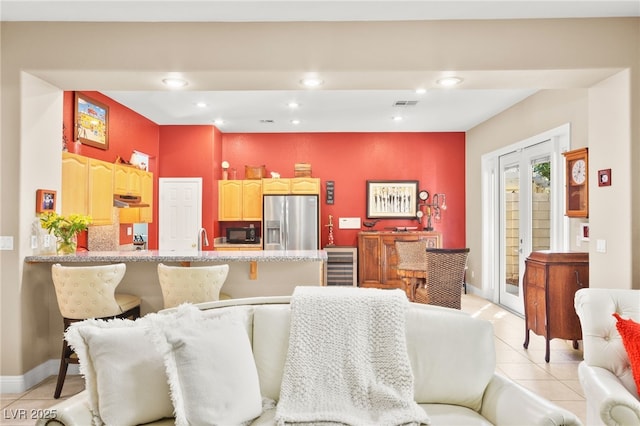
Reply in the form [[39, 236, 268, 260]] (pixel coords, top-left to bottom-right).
[[1, 18, 639, 382]]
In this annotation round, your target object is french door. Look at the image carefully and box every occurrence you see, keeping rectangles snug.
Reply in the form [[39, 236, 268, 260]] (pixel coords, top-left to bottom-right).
[[483, 124, 569, 315], [498, 143, 553, 313]]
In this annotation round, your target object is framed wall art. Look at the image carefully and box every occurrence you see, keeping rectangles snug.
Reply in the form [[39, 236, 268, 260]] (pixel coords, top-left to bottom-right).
[[366, 180, 418, 219], [36, 189, 56, 213], [74, 92, 109, 150]]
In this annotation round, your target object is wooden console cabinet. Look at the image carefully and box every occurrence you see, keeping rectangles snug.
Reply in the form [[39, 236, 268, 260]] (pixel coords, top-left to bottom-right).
[[358, 231, 441, 292], [523, 251, 589, 362]]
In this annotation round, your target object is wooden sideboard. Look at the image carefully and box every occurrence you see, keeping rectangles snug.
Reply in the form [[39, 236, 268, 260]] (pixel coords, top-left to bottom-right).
[[523, 250, 589, 362], [358, 231, 442, 292]]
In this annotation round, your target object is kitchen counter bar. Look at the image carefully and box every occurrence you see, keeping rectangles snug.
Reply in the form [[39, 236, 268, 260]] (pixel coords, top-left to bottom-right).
[[25, 249, 327, 316], [23, 249, 327, 368], [25, 249, 325, 263]]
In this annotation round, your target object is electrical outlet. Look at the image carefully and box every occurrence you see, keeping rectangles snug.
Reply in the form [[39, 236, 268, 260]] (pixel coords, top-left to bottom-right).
[[31, 235, 38, 249], [127, 227, 132, 236]]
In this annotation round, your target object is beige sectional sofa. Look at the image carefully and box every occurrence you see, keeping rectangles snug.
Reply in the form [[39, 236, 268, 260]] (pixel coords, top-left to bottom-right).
[[38, 293, 582, 425]]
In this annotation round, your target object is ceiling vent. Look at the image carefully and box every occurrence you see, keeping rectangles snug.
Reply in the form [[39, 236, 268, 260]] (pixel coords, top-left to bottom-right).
[[260, 119, 275, 123], [393, 100, 419, 107]]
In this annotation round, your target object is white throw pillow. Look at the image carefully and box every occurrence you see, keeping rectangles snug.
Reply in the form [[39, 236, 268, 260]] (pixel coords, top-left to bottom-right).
[[150, 304, 263, 426], [65, 317, 174, 426]]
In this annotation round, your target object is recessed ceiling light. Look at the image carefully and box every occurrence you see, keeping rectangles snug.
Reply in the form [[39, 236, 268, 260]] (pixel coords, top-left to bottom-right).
[[415, 88, 427, 95], [436, 76, 463, 87], [288, 102, 300, 109], [291, 119, 301, 125], [300, 77, 323, 88], [392, 116, 403, 122], [213, 119, 224, 126], [162, 77, 188, 88], [196, 101, 208, 108]]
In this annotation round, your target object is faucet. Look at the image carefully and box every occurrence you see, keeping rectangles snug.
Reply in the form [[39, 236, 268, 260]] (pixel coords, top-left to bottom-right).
[[197, 227, 209, 251]]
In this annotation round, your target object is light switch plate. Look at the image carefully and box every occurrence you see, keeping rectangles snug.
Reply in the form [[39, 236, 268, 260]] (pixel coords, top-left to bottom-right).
[[339, 217, 361, 229], [596, 239, 607, 253], [0, 236, 14, 250]]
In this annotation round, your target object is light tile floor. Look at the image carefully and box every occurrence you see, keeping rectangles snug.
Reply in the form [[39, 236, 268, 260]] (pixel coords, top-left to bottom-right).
[[0, 294, 586, 425]]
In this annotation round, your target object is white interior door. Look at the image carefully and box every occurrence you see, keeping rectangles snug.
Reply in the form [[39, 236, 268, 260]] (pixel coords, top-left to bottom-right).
[[158, 177, 202, 251]]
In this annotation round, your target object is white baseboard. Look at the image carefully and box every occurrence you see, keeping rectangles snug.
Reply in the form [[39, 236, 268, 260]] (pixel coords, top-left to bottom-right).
[[0, 360, 79, 394]]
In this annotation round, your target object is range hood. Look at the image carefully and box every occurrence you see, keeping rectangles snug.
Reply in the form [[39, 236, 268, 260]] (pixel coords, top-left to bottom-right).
[[113, 194, 149, 208]]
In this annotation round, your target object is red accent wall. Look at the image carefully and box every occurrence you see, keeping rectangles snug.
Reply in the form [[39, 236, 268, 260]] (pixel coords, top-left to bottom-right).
[[221, 132, 466, 248], [158, 125, 223, 250], [63, 91, 466, 251], [63, 91, 160, 248]]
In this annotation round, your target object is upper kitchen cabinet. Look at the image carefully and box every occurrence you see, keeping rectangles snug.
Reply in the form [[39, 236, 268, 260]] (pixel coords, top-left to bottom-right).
[[114, 164, 143, 196], [139, 171, 154, 223], [291, 177, 320, 194], [262, 178, 320, 195], [88, 159, 115, 225], [61, 152, 89, 216], [262, 178, 291, 194], [242, 180, 262, 220], [218, 180, 262, 221], [61, 152, 113, 225]]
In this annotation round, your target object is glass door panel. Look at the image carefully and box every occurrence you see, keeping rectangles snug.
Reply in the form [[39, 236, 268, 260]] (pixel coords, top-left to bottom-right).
[[499, 142, 552, 314]]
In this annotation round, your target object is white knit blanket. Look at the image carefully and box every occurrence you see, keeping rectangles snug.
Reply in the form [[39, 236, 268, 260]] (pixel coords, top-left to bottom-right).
[[275, 286, 430, 426]]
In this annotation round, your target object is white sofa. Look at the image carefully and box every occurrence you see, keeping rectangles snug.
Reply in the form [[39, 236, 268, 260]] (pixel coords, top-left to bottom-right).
[[38, 295, 582, 426], [574, 288, 640, 426]]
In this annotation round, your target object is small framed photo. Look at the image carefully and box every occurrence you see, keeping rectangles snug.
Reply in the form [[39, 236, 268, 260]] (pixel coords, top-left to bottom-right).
[[36, 189, 56, 213], [366, 180, 419, 219], [598, 169, 611, 187], [75, 92, 109, 150]]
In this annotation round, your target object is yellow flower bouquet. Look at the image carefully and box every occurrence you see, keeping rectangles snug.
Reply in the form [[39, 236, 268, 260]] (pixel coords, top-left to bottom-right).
[[40, 212, 91, 254]]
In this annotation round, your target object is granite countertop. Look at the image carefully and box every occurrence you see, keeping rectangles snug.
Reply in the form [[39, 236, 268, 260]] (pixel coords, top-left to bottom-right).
[[25, 249, 327, 263], [212, 237, 261, 249]]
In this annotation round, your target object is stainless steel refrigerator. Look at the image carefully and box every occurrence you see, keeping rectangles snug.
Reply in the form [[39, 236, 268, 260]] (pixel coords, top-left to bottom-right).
[[263, 195, 319, 250]]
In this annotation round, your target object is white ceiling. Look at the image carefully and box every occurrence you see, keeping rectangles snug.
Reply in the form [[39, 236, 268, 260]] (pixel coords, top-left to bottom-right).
[[3, 1, 638, 133]]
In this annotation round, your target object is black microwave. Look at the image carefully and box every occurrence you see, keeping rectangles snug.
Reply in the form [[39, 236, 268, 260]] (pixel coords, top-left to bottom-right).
[[226, 227, 257, 244]]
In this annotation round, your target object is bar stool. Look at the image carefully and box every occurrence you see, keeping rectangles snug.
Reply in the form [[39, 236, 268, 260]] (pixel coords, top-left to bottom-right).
[[157, 263, 230, 309], [51, 263, 141, 398], [395, 240, 428, 301]]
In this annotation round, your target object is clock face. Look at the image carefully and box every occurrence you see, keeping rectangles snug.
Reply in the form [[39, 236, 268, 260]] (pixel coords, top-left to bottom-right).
[[571, 159, 586, 185], [418, 190, 429, 201]]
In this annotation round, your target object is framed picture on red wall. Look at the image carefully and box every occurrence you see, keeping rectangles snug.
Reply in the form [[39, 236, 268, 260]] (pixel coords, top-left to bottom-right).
[[74, 92, 109, 150], [366, 180, 418, 219]]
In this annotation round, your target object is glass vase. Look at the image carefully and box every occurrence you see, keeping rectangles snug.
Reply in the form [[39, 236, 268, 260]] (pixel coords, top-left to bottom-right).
[[57, 235, 77, 255]]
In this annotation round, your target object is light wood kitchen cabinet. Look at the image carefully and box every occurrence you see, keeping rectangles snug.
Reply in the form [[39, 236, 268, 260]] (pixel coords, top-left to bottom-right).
[[61, 153, 113, 225], [291, 177, 320, 194], [262, 178, 291, 194], [523, 251, 589, 362], [114, 164, 142, 196], [139, 171, 154, 223], [88, 158, 114, 225], [218, 180, 262, 221], [242, 180, 262, 220], [358, 231, 442, 291], [61, 152, 89, 216], [262, 177, 320, 194]]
